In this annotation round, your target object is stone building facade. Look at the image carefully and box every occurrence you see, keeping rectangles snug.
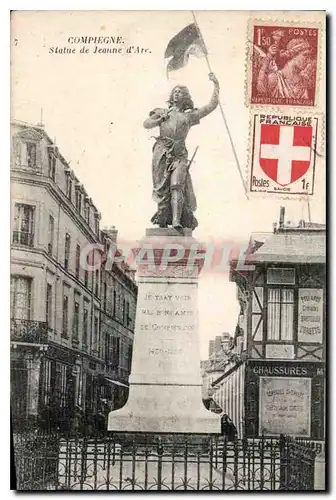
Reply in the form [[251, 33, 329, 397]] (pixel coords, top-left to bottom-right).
[[10, 120, 137, 432], [100, 228, 137, 412]]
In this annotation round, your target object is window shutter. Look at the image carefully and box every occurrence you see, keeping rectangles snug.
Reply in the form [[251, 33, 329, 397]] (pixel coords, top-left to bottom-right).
[[12, 136, 22, 167]]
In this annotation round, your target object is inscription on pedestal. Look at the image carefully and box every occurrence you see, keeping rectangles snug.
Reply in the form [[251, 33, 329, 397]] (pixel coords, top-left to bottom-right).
[[138, 286, 196, 336], [108, 232, 221, 433], [130, 282, 199, 379], [141, 324, 195, 331], [144, 293, 191, 301], [148, 348, 183, 356], [140, 309, 193, 316]]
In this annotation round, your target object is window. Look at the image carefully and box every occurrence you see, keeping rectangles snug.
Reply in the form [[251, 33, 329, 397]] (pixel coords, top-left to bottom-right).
[[75, 188, 82, 214], [127, 343, 133, 371], [72, 299, 80, 342], [94, 214, 99, 235], [92, 315, 99, 353], [76, 244, 81, 278], [95, 269, 99, 296], [84, 202, 90, 224], [95, 316, 99, 354], [59, 364, 69, 409], [13, 203, 35, 247], [52, 362, 68, 410], [113, 290, 117, 317], [112, 337, 120, 369], [66, 175, 72, 201], [84, 270, 89, 287], [64, 234, 71, 270], [46, 283, 52, 328], [106, 336, 120, 369], [267, 288, 294, 341], [48, 215, 54, 255], [12, 136, 21, 167], [62, 295, 69, 337], [103, 282, 107, 311], [48, 150, 56, 180], [126, 301, 131, 327], [42, 359, 52, 406], [83, 303, 89, 347], [10, 276, 32, 320], [26, 142, 36, 168], [267, 268, 295, 285], [123, 298, 126, 324]]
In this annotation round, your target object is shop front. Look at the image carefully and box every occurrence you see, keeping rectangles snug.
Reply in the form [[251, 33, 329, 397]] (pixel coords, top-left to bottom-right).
[[245, 360, 325, 440], [212, 363, 245, 438]]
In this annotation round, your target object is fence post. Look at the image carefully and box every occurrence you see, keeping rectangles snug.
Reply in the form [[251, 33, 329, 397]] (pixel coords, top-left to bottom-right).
[[307, 444, 317, 490], [157, 436, 163, 491], [279, 434, 287, 490]]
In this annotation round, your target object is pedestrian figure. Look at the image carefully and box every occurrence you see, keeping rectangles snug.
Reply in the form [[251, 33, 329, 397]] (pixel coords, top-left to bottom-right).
[[221, 414, 238, 441]]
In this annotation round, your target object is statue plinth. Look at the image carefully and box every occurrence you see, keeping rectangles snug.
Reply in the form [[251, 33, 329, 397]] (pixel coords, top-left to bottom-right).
[[108, 228, 221, 433]]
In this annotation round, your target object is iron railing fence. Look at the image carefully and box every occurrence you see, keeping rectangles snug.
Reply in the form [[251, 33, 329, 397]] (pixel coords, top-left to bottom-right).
[[12, 231, 34, 247], [12, 430, 316, 491], [279, 435, 318, 491], [10, 319, 48, 344]]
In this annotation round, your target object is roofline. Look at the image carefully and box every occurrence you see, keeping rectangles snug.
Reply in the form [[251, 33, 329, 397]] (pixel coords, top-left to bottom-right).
[[250, 255, 326, 264], [277, 227, 326, 233], [11, 119, 102, 216]]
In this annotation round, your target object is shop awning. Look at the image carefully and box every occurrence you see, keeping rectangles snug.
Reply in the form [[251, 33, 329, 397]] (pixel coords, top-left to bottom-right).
[[104, 377, 129, 388]]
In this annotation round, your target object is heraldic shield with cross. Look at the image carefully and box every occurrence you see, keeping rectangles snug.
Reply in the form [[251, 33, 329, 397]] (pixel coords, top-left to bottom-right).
[[250, 113, 318, 196]]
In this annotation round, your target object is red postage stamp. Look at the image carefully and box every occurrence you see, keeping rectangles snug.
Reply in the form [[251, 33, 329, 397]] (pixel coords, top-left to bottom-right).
[[248, 113, 319, 196], [250, 25, 319, 106]]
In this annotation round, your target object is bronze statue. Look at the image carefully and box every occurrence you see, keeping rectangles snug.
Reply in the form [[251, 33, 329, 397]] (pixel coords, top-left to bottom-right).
[[144, 73, 220, 231]]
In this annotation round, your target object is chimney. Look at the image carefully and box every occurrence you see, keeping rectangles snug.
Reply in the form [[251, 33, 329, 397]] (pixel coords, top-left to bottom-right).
[[221, 333, 232, 350], [104, 226, 118, 243], [214, 336, 222, 353], [237, 337, 244, 354], [279, 206, 285, 229], [208, 340, 214, 357]]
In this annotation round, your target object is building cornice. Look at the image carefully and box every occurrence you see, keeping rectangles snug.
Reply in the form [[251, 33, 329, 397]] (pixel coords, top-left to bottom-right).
[[109, 263, 138, 295], [12, 245, 100, 302], [11, 171, 99, 244], [11, 255, 45, 269]]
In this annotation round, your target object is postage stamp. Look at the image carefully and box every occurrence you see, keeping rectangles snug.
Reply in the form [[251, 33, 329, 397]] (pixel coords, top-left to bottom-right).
[[248, 112, 320, 196], [10, 10, 326, 492], [248, 24, 320, 107]]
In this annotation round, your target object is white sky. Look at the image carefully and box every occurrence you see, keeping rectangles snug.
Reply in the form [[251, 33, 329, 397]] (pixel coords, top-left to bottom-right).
[[11, 10, 325, 358]]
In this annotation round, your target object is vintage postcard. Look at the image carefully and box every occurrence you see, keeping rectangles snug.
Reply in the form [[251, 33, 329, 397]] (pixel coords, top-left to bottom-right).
[[10, 10, 326, 491]]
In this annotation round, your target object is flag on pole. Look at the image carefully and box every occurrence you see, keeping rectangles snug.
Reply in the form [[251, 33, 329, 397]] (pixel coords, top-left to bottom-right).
[[165, 23, 207, 74]]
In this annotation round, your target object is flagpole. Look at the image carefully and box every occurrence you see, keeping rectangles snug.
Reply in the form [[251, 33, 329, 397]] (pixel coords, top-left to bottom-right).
[[191, 11, 249, 200]]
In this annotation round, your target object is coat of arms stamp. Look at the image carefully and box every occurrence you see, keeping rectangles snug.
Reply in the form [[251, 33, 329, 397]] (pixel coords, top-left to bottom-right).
[[248, 24, 319, 107], [248, 113, 319, 196]]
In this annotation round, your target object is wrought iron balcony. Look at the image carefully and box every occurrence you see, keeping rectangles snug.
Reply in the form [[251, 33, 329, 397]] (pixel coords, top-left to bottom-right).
[[11, 319, 48, 344], [12, 231, 34, 247]]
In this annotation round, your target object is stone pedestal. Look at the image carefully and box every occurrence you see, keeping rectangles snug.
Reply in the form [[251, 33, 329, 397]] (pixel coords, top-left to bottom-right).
[[108, 228, 220, 433]]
